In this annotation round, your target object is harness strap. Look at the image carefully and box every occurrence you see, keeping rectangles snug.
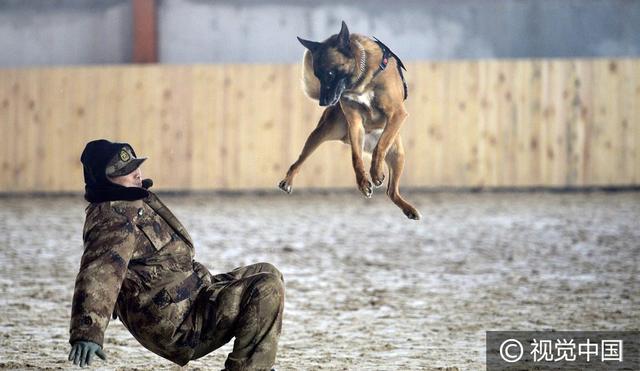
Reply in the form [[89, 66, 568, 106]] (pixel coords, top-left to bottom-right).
[[372, 37, 408, 100]]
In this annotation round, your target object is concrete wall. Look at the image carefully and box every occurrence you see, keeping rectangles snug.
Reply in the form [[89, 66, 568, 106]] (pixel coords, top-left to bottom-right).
[[158, 0, 640, 63], [0, 0, 639, 67], [0, 0, 132, 67]]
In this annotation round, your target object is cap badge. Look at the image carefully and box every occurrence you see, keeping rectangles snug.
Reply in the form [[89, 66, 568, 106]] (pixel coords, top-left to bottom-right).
[[119, 149, 130, 162]]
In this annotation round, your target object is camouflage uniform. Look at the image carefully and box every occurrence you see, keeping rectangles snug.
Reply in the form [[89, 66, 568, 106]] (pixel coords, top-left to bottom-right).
[[69, 191, 284, 370]]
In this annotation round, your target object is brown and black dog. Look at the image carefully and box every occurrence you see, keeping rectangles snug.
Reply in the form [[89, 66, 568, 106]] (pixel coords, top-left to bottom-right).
[[278, 21, 420, 220]]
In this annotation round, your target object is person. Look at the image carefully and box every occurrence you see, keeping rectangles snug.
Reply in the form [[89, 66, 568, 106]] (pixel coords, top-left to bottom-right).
[[68, 139, 284, 370]]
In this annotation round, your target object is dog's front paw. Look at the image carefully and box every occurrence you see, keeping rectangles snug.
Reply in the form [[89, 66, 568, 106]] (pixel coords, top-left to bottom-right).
[[357, 177, 373, 198], [278, 180, 292, 194], [371, 173, 385, 188], [370, 165, 385, 187]]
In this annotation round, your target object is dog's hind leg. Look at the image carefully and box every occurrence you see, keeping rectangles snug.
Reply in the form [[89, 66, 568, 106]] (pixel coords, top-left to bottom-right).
[[371, 106, 408, 187], [279, 106, 347, 194], [385, 135, 421, 220]]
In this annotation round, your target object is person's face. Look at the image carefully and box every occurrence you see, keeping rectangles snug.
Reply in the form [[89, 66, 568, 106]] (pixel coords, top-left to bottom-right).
[[109, 167, 143, 188]]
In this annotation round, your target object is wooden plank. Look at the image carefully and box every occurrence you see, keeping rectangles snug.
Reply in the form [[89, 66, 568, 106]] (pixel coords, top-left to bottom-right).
[[190, 65, 214, 189], [246, 64, 261, 189], [573, 60, 593, 186], [441, 62, 455, 186], [607, 58, 622, 185], [509, 61, 531, 186], [210, 65, 226, 189], [540, 60, 558, 186], [17, 69, 33, 190], [118, 66, 145, 176], [591, 60, 615, 185], [138, 65, 161, 186], [442, 61, 480, 187], [10, 69, 22, 191], [162, 66, 192, 190], [178, 66, 194, 190], [442, 61, 458, 186], [491, 61, 504, 186], [492, 60, 508, 187], [34, 69, 51, 191], [563, 60, 579, 186], [401, 61, 422, 187], [236, 64, 252, 190], [398, 61, 418, 187], [538, 60, 549, 185], [462, 61, 480, 187], [69, 67, 92, 191], [619, 59, 635, 185], [43, 68, 73, 192], [189, 66, 204, 189], [422, 61, 447, 186], [517, 60, 543, 186], [499, 61, 520, 186], [0, 69, 17, 191], [221, 64, 240, 189], [476, 60, 492, 187], [555, 61, 569, 186], [246, 64, 270, 189], [629, 59, 640, 185], [217, 65, 230, 189], [17, 68, 33, 190], [560, 59, 591, 187]]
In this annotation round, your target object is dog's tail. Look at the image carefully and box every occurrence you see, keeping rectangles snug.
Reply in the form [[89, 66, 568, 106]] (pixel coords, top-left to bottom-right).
[[301, 50, 320, 101]]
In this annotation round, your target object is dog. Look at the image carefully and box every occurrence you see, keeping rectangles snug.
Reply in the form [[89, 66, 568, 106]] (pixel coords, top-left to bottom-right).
[[278, 21, 420, 220]]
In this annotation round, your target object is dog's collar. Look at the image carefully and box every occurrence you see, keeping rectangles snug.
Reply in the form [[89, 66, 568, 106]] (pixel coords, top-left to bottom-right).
[[348, 38, 407, 100]]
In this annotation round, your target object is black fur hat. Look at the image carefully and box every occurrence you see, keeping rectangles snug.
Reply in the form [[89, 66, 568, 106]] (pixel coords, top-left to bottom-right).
[[80, 139, 150, 203]]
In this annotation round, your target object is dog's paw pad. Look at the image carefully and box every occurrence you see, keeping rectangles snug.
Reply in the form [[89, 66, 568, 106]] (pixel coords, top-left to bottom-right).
[[372, 176, 385, 188], [360, 180, 373, 198], [278, 180, 292, 194], [404, 209, 421, 220]]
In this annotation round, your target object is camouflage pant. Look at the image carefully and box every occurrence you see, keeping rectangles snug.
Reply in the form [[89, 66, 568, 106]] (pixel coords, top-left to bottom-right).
[[193, 262, 285, 371]]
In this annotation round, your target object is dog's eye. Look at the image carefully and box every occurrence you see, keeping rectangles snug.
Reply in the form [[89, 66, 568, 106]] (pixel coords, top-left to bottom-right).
[[327, 71, 335, 80]]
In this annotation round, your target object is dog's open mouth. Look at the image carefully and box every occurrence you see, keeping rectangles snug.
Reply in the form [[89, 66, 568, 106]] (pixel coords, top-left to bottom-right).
[[325, 94, 341, 107]]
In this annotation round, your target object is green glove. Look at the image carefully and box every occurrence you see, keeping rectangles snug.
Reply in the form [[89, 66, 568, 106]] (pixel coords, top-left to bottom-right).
[[68, 341, 107, 367]]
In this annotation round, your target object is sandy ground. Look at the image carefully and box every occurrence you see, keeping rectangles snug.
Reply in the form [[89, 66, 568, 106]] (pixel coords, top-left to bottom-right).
[[0, 191, 638, 370]]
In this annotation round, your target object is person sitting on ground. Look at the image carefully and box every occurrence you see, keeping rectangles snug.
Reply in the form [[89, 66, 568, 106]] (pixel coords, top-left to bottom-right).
[[68, 139, 284, 371]]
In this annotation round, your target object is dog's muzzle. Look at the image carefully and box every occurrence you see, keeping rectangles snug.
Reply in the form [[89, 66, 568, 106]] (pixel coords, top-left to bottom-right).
[[319, 79, 347, 107]]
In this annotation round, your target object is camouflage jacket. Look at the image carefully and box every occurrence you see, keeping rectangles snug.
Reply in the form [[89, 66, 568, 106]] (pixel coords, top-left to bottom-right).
[[69, 191, 212, 366]]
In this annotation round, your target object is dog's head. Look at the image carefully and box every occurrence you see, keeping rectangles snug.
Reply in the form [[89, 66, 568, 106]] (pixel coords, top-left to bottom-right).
[[298, 21, 355, 106]]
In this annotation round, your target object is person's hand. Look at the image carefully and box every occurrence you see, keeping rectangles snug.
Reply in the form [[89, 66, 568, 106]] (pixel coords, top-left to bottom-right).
[[68, 341, 106, 367]]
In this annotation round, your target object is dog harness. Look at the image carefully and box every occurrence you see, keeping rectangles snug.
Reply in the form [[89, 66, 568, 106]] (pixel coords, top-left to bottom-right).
[[372, 37, 408, 100]]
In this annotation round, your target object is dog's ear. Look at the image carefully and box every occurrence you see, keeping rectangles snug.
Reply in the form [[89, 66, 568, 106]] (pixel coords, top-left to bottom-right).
[[297, 37, 321, 53], [336, 21, 350, 51]]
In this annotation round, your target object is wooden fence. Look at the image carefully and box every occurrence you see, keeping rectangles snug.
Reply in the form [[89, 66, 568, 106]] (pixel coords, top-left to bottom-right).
[[0, 59, 638, 192]]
